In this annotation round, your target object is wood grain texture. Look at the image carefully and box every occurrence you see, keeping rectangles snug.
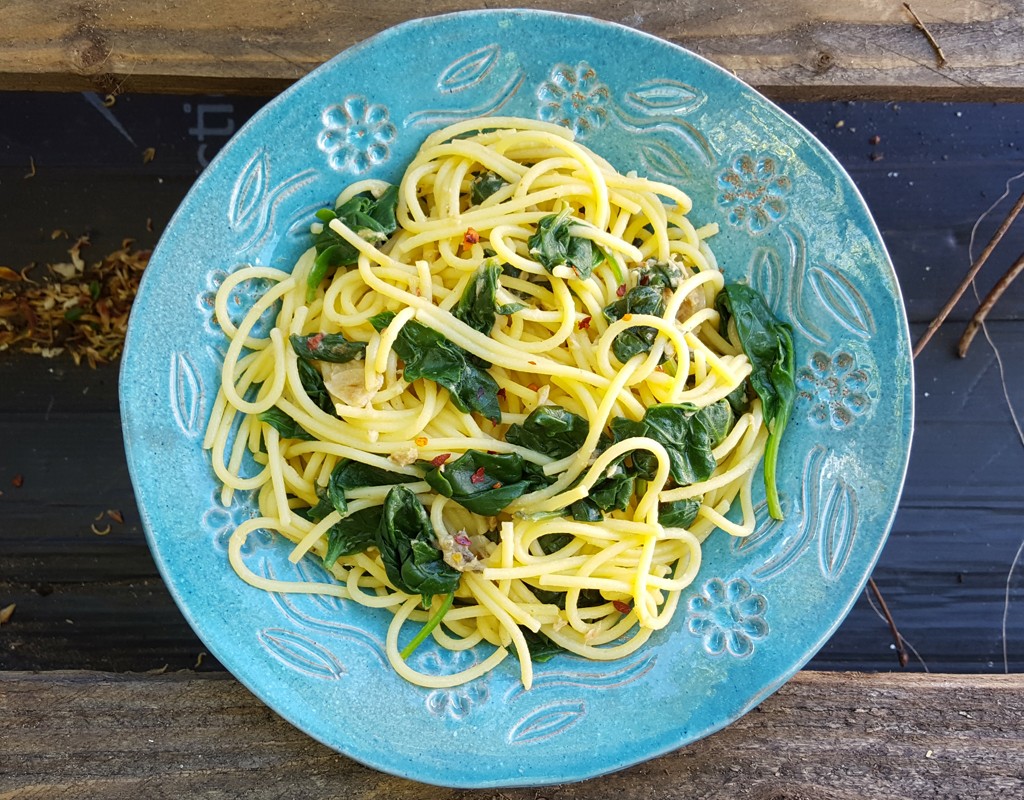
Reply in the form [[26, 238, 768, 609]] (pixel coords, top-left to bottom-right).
[[1, 670, 1023, 798], [0, 1, 1023, 99]]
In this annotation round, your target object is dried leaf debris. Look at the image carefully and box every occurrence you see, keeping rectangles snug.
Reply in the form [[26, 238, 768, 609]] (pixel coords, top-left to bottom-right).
[[0, 236, 150, 367]]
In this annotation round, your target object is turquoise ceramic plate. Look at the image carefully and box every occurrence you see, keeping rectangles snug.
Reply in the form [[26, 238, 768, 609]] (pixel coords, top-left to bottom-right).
[[121, 10, 913, 788]]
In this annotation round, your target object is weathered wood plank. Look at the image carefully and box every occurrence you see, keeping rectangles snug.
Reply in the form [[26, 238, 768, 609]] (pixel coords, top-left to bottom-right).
[[1, 671, 1022, 797], [0, 1, 1022, 100]]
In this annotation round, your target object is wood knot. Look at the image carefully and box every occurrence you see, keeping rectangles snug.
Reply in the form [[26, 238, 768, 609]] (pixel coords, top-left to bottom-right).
[[814, 50, 835, 74], [69, 27, 111, 73]]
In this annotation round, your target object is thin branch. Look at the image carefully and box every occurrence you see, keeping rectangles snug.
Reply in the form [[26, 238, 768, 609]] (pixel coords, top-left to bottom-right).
[[958, 250, 1024, 357], [913, 189, 1024, 358], [868, 577, 909, 668], [903, 2, 948, 68]]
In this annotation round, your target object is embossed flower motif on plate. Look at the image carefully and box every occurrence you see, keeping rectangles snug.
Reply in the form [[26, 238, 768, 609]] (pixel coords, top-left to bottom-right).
[[198, 268, 276, 338], [418, 650, 489, 720], [797, 350, 872, 429], [203, 488, 267, 554], [537, 61, 611, 138], [687, 577, 768, 657], [717, 153, 792, 233], [318, 96, 397, 173]]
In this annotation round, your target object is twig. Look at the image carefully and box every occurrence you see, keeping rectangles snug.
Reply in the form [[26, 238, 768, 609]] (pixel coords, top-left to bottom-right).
[[958, 250, 1024, 356], [903, 2, 948, 68], [868, 577, 909, 668], [913, 189, 1024, 358]]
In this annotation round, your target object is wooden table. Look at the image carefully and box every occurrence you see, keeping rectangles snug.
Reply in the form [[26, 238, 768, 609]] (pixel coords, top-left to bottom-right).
[[2, 3, 1024, 797]]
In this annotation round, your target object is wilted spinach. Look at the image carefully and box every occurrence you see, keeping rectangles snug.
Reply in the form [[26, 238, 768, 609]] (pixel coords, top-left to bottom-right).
[[528, 207, 606, 280], [375, 485, 460, 604], [636, 260, 684, 289], [290, 332, 366, 364], [470, 171, 507, 204], [659, 498, 701, 528], [323, 458, 419, 516], [610, 402, 734, 486], [323, 505, 385, 567], [259, 407, 315, 441], [519, 627, 566, 663], [424, 450, 544, 516], [453, 261, 523, 339], [307, 184, 399, 300], [603, 285, 666, 363], [370, 312, 501, 422], [296, 357, 335, 414], [718, 283, 795, 520], [504, 405, 590, 460]]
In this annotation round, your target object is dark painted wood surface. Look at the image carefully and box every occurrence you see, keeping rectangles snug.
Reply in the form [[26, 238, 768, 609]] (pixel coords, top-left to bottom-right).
[[1, 95, 1023, 681]]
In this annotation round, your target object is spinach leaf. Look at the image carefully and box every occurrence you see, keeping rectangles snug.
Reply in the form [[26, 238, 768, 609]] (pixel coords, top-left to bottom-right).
[[697, 400, 735, 448], [453, 261, 522, 338], [424, 450, 541, 516], [301, 487, 335, 522], [519, 628, 566, 663], [505, 405, 590, 460], [528, 207, 605, 280], [603, 285, 665, 363], [323, 505, 385, 567], [659, 498, 701, 528], [296, 358, 335, 414], [718, 283, 796, 520], [370, 312, 502, 422], [569, 498, 602, 521], [636, 260, 684, 289], [531, 585, 605, 610], [308, 184, 399, 300], [725, 382, 751, 416], [610, 403, 717, 486], [259, 407, 315, 441], [290, 332, 366, 364], [324, 458, 419, 516], [589, 463, 635, 512], [537, 533, 574, 555], [470, 171, 507, 204], [375, 485, 460, 604]]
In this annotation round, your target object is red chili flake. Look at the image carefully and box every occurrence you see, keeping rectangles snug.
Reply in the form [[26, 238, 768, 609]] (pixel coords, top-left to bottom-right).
[[11, 474, 24, 488], [578, 315, 592, 330], [470, 467, 487, 484], [612, 600, 632, 614], [528, 360, 537, 366], [454, 533, 472, 547], [639, 274, 651, 286], [527, 383, 540, 392], [497, 387, 507, 400], [307, 333, 324, 351], [430, 453, 452, 468], [461, 227, 480, 251], [616, 283, 627, 297], [486, 450, 498, 455], [492, 482, 503, 489]]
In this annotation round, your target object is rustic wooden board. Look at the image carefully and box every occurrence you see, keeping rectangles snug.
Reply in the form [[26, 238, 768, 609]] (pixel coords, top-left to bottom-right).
[[2, 670, 1023, 797], [1, 1, 1023, 100]]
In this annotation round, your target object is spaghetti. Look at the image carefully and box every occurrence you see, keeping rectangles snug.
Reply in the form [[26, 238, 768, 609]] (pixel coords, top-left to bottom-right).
[[204, 116, 788, 690]]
